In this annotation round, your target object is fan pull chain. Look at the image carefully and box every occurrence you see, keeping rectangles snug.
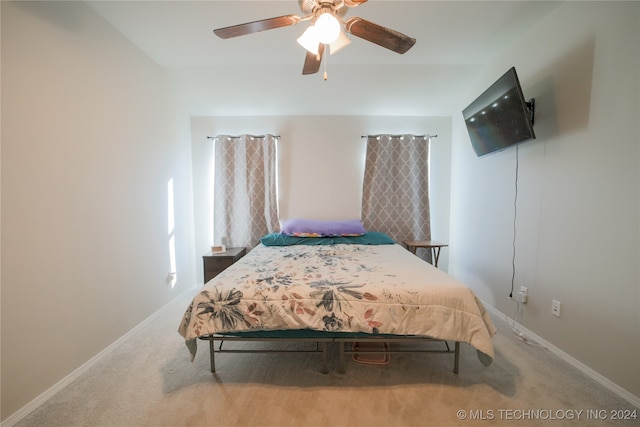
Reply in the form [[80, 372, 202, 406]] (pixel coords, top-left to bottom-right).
[[324, 44, 328, 81]]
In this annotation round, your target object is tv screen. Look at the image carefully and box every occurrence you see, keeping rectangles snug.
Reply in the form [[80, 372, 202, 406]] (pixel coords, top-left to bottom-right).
[[463, 67, 536, 157]]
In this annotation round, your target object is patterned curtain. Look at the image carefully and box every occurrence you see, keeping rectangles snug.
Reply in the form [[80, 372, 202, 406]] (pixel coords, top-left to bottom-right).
[[361, 134, 432, 261], [213, 134, 279, 249]]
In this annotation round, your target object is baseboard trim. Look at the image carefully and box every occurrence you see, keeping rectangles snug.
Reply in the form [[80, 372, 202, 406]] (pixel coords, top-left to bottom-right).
[[1, 285, 198, 427], [483, 302, 640, 409]]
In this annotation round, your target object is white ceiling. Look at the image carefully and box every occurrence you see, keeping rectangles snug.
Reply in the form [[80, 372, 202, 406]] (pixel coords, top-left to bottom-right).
[[87, 0, 560, 116]]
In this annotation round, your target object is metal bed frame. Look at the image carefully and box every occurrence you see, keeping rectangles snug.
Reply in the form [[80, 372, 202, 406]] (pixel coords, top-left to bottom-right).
[[199, 334, 460, 374]]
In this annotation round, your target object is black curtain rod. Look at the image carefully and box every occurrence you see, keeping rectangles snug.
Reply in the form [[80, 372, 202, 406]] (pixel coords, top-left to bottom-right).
[[208, 134, 435, 140], [361, 134, 438, 139], [207, 134, 280, 140]]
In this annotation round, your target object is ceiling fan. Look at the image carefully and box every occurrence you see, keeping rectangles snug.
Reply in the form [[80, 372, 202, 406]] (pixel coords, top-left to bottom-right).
[[213, 0, 416, 76]]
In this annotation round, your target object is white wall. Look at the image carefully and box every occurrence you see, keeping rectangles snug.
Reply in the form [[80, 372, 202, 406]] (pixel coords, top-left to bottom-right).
[[1, 1, 195, 420], [450, 2, 639, 400], [190, 115, 452, 284]]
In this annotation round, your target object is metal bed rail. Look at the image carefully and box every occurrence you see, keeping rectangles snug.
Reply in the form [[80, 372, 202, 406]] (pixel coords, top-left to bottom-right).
[[199, 334, 460, 375], [335, 337, 460, 374], [200, 335, 333, 374]]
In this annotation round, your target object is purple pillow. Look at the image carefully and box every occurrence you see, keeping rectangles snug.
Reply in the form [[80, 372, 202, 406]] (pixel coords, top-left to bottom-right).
[[280, 219, 366, 237]]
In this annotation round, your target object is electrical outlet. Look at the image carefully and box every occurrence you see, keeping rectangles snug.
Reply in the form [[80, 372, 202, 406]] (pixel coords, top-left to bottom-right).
[[515, 286, 528, 304], [551, 299, 561, 317]]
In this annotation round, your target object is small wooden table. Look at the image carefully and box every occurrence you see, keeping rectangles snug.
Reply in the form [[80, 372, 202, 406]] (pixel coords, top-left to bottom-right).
[[403, 240, 448, 268], [202, 247, 247, 284]]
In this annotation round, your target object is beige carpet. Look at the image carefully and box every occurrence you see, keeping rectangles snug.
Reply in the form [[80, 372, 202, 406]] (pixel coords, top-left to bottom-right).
[[14, 293, 638, 427]]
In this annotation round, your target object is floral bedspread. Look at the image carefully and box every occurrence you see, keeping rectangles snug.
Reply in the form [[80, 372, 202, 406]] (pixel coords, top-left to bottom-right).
[[179, 243, 496, 365]]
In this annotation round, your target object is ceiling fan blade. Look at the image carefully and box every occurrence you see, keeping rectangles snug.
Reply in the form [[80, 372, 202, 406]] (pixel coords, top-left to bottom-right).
[[344, 17, 416, 54], [302, 44, 325, 75], [344, 0, 369, 7], [214, 14, 301, 39]]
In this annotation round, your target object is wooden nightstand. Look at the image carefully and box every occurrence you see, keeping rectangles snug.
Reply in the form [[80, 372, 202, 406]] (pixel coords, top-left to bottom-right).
[[202, 247, 246, 284], [403, 240, 448, 268]]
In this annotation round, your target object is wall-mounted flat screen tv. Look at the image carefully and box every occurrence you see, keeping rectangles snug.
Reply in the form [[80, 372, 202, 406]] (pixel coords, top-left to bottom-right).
[[463, 67, 536, 157]]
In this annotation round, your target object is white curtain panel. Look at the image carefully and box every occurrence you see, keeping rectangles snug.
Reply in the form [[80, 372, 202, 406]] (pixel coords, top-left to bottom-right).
[[362, 134, 432, 261], [213, 134, 279, 249]]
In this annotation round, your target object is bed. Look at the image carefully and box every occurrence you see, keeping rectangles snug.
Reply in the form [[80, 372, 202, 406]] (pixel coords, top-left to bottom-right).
[[178, 230, 496, 374]]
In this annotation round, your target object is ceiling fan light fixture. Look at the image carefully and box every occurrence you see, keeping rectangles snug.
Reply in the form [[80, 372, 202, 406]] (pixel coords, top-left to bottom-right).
[[329, 30, 351, 55], [214, 0, 417, 77], [297, 25, 319, 54], [314, 12, 340, 44]]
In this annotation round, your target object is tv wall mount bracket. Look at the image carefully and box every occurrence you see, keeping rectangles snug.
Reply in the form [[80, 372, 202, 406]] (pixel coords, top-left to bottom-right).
[[526, 98, 536, 126]]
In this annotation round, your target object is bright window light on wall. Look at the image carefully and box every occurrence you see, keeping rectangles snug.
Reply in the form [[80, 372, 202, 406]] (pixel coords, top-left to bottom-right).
[[168, 178, 177, 288]]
